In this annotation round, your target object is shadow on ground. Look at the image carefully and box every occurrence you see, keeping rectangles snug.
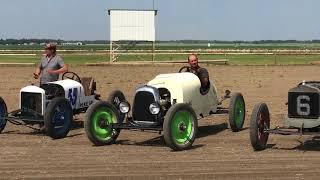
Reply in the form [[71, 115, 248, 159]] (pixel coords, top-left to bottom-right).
[[292, 136, 320, 151], [107, 123, 230, 149], [272, 136, 320, 151], [197, 123, 228, 138], [2, 121, 84, 138]]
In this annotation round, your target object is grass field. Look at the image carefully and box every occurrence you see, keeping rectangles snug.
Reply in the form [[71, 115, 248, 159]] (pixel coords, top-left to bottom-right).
[[0, 54, 107, 64], [0, 53, 320, 65], [2, 42, 320, 51], [1, 43, 320, 65]]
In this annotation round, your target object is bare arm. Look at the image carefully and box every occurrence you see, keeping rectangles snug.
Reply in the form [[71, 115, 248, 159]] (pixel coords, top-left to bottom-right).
[[33, 66, 41, 79], [47, 64, 68, 74]]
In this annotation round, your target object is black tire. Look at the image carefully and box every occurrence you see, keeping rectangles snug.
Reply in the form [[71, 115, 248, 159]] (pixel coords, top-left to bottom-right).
[[107, 90, 126, 123], [163, 103, 198, 151], [44, 97, 73, 139], [0, 97, 8, 133], [250, 102, 270, 151], [84, 101, 120, 146], [228, 92, 246, 132]]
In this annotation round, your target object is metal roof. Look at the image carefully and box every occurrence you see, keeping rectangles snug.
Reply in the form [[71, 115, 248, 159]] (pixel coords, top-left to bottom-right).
[[108, 9, 158, 15]]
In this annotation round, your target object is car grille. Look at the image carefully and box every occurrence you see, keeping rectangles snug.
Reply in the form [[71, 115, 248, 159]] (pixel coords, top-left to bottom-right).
[[132, 91, 158, 122], [21, 92, 42, 115], [288, 92, 319, 119]]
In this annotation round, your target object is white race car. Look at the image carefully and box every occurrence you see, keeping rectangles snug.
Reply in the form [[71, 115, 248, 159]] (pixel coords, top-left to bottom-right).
[[0, 72, 99, 139], [85, 67, 246, 151]]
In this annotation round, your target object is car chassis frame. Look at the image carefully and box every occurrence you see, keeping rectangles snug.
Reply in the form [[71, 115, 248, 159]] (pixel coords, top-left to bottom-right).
[[110, 106, 230, 132]]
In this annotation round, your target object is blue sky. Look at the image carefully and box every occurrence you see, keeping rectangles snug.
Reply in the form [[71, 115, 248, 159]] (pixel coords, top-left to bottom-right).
[[0, 0, 319, 40]]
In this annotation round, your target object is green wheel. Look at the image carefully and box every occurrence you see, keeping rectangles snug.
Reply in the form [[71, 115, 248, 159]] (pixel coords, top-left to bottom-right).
[[163, 103, 198, 151], [229, 92, 245, 132], [84, 101, 120, 146]]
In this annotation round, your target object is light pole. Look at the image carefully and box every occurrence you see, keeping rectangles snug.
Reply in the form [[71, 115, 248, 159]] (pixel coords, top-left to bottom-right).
[[153, 0, 155, 10]]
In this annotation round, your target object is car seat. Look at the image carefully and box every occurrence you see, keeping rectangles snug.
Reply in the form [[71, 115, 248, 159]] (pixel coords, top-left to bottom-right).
[[80, 77, 96, 96]]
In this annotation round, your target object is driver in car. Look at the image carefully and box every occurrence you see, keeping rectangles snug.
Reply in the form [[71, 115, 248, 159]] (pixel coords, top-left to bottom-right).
[[33, 43, 68, 88], [188, 54, 210, 94]]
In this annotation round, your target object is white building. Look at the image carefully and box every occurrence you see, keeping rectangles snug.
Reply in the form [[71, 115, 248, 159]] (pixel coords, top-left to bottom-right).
[[61, 42, 83, 46]]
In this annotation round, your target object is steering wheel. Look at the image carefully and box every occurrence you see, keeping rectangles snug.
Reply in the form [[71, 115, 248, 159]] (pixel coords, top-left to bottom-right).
[[62, 72, 81, 83], [179, 66, 191, 73]]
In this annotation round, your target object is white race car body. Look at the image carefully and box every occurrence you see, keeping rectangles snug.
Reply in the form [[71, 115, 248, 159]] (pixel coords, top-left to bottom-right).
[[147, 72, 219, 118], [50, 80, 95, 110], [20, 85, 46, 115], [20, 79, 95, 116], [85, 71, 246, 149]]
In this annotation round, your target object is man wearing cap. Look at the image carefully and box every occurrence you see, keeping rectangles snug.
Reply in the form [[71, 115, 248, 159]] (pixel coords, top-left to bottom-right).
[[188, 54, 210, 94], [33, 43, 68, 87]]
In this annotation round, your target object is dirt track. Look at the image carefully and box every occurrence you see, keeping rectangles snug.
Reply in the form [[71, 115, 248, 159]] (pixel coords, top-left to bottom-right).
[[1, 65, 320, 179]]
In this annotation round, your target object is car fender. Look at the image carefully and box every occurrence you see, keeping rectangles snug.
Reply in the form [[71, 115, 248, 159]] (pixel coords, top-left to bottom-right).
[[148, 73, 218, 118]]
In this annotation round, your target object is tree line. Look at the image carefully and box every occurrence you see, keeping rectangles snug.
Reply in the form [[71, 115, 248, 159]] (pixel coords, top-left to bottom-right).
[[0, 39, 107, 45], [164, 40, 320, 44], [1, 38, 320, 45]]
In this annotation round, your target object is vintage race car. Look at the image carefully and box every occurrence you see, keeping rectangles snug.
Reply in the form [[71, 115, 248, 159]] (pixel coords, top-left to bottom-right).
[[85, 67, 246, 151], [0, 72, 99, 139], [250, 81, 320, 151]]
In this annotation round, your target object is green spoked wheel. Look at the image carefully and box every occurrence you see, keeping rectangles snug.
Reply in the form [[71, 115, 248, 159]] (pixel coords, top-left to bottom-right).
[[91, 107, 117, 141], [85, 101, 120, 146], [163, 103, 198, 151], [171, 111, 194, 144], [229, 92, 246, 132]]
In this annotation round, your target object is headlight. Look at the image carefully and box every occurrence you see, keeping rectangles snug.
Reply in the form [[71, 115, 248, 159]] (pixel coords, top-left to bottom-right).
[[149, 103, 160, 115], [119, 101, 130, 114]]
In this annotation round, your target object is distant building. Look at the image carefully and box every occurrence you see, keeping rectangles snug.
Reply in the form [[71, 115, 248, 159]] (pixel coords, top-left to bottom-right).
[[40, 42, 58, 46], [61, 42, 83, 46]]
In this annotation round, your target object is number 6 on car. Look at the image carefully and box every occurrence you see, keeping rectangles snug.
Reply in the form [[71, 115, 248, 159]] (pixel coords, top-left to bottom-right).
[[85, 68, 246, 151], [250, 81, 320, 151], [296, 95, 310, 116]]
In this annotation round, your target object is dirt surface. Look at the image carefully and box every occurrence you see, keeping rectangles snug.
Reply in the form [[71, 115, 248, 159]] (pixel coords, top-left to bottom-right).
[[1, 65, 320, 179]]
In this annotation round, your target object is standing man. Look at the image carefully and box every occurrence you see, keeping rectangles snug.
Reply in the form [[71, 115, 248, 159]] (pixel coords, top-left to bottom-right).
[[188, 54, 210, 94], [33, 43, 68, 87]]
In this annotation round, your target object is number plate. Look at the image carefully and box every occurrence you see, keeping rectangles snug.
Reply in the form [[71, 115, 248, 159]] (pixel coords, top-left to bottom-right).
[[288, 92, 319, 119]]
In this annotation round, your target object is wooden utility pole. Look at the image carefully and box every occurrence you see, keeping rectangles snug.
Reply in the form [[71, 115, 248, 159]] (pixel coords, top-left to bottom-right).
[[152, 41, 155, 61]]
